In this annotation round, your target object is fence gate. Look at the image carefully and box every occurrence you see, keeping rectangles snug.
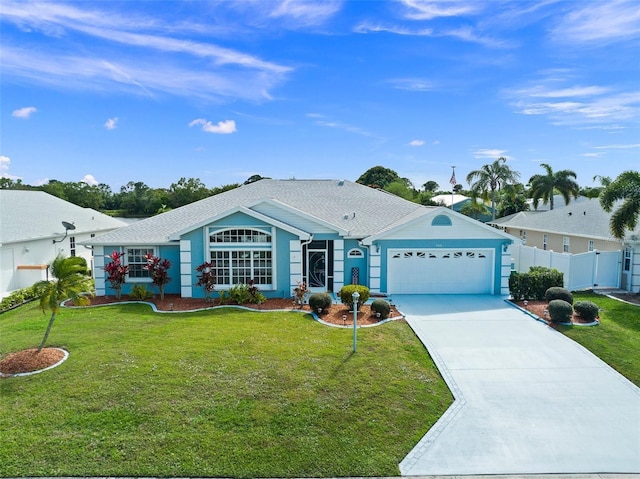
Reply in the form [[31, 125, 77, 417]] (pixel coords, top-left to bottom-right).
[[511, 245, 621, 290]]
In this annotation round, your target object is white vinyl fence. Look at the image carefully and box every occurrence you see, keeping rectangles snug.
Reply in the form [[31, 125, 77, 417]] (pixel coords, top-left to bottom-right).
[[510, 244, 622, 291]]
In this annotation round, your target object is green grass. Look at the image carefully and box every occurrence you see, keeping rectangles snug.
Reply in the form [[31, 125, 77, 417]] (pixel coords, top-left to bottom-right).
[[0, 302, 452, 478], [556, 292, 640, 386]]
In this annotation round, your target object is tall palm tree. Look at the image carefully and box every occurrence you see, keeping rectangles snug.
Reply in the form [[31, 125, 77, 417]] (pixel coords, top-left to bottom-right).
[[466, 157, 520, 220], [527, 163, 579, 210], [600, 170, 640, 239], [35, 255, 92, 352]]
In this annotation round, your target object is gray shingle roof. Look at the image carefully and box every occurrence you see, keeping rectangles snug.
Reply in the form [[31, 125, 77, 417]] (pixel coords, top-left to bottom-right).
[[0, 190, 127, 244], [87, 179, 431, 245], [490, 198, 638, 241]]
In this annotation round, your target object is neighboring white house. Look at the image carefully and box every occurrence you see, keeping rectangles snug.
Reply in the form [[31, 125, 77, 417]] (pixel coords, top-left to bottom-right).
[[491, 198, 640, 292], [0, 190, 127, 298], [431, 194, 471, 211]]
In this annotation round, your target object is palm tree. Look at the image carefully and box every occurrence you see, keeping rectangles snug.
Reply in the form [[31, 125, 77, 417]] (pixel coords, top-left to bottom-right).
[[460, 199, 491, 220], [497, 183, 530, 218], [599, 170, 640, 239], [35, 255, 92, 352], [527, 163, 579, 210], [466, 157, 520, 220]]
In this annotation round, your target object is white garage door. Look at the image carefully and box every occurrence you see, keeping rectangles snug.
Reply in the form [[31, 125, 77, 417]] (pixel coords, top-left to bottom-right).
[[387, 248, 494, 294]]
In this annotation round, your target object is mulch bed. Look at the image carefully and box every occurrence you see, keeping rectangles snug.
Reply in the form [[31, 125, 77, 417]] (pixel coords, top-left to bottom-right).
[[74, 294, 401, 326], [512, 299, 597, 325], [0, 348, 64, 377]]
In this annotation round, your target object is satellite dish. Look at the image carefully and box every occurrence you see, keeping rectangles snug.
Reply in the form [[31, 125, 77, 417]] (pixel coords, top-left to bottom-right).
[[62, 221, 76, 231]]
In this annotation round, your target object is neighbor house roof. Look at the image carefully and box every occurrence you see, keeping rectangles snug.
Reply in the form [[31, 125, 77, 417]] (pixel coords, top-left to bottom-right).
[[490, 198, 638, 241], [526, 194, 589, 211], [431, 194, 470, 207], [0, 190, 127, 244], [86, 179, 431, 245]]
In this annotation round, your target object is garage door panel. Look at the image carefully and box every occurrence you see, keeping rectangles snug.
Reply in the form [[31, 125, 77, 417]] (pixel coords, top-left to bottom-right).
[[388, 248, 493, 294]]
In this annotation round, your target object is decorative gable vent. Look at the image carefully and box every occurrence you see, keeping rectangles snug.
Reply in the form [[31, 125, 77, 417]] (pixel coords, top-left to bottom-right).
[[431, 214, 452, 226]]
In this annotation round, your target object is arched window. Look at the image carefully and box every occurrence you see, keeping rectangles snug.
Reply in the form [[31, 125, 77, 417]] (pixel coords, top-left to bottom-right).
[[431, 214, 452, 226], [208, 228, 273, 288], [347, 248, 364, 258]]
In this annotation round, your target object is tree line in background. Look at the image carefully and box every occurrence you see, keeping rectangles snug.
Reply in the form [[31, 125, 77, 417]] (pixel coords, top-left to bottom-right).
[[1, 163, 637, 239]]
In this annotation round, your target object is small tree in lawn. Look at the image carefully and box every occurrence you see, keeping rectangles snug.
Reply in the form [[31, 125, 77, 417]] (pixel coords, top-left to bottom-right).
[[196, 261, 216, 303], [103, 251, 129, 299], [144, 253, 171, 299], [36, 254, 92, 352]]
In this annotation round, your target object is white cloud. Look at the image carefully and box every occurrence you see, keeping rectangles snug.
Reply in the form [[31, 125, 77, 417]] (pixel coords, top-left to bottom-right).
[[473, 148, 510, 159], [389, 78, 437, 92], [400, 0, 481, 20], [510, 75, 640, 126], [553, 0, 640, 44], [1, 1, 291, 101], [314, 119, 377, 138], [409, 139, 425, 146], [189, 118, 237, 134], [12, 106, 37, 119], [1, 155, 11, 176], [104, 117, 118, 130], [594, 143, 640, 150], [269, 0, 342, 26], [82, 174, 99, 185]]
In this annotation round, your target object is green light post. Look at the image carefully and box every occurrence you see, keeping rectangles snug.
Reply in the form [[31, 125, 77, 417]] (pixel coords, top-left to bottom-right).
[[352, 291, 360, 353]]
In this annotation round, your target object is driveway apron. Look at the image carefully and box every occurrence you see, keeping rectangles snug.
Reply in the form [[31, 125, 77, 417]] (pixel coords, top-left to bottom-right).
[[393, 294, 640, 475]]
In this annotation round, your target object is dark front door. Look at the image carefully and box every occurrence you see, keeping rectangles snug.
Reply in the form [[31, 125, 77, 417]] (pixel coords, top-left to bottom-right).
[[307, 249, 327, 291]]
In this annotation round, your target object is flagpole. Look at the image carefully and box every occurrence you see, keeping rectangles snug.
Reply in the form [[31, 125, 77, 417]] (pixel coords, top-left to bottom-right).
[[450, 166, 456, 209]]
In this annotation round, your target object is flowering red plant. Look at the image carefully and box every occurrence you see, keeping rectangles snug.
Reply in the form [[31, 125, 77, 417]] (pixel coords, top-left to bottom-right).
[[103, 250, 129, 299], [144, 253, 171, 299], [195, 262, 216, 302]]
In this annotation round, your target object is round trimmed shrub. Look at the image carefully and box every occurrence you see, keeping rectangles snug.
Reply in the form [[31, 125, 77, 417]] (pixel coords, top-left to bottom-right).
[[548, 299, 573, 323], [309, 292, 332, 313], [573, 301, 599, 322], [370, 299, 391, 319], [545, 286, 573, 304], [339, 285, 370, 310]]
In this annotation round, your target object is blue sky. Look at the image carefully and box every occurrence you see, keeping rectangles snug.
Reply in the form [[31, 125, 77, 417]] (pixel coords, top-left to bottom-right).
[[1, 0, 639, 192]]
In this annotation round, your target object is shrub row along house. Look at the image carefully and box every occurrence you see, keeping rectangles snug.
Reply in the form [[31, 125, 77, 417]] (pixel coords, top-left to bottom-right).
[[86, 179, 516, 299]]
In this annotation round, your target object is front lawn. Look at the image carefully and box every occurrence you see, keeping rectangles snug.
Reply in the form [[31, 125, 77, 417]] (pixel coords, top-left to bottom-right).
[[556, 292, 640, 386], [0, 302, 452, 478]]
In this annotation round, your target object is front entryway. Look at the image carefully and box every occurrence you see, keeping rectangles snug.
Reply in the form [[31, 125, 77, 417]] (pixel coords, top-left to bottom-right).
[[306, 249, 327, 292], [387, 248, 493, 294]]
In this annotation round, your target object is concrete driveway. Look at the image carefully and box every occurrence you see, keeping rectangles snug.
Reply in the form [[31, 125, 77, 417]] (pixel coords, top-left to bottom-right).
[[393, 294, 640, 476]]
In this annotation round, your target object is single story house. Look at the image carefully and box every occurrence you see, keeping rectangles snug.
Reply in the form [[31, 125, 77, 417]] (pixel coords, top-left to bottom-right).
[[85, 179, 517, 299], [0, 190, 127, 298], [490, 198, 640, 292]]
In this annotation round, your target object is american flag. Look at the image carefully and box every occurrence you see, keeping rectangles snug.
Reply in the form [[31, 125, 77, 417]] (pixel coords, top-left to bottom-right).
[[450, 170, 457, 186]]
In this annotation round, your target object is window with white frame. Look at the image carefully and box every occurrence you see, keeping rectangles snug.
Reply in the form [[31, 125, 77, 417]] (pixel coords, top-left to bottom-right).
[[347, 248, 364, 258], [623, 247, 632, 272], [588, 240, 595, 252], [209, 228, 273, 288], [543, 234, 548, 250], [563, 237, 570, 253], [126, 247, 155, 280], [520, 230, 527, 245], [70, 236, 76, 256]]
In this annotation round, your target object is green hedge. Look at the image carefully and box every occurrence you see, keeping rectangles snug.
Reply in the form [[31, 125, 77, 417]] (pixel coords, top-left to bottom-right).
[[509, 267, 564, 301]]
